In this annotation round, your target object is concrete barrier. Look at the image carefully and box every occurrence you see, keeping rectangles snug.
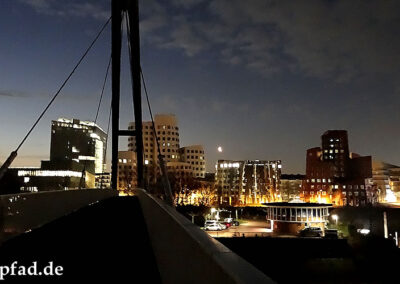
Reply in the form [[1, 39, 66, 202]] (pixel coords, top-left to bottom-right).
[[135, 188, 275, 284], [0, 188, 117, 242]]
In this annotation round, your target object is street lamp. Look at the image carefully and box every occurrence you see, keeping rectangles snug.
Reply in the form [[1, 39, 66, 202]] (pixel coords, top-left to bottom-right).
[[332, 214, 338, 225]]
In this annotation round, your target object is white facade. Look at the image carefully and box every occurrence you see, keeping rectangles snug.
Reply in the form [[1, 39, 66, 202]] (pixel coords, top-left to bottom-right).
[[179, 145, 206, 178]]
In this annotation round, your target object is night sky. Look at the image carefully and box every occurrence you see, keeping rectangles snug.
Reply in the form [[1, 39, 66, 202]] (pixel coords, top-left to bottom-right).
[[1, 0, 400, 174]]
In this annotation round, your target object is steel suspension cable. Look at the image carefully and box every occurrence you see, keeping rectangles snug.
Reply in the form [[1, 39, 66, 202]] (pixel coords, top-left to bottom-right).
[[80, 53, 112, 189], [16, 16, 111, 152], [0, 16, 112, 181], [125, 14, 173, 204]]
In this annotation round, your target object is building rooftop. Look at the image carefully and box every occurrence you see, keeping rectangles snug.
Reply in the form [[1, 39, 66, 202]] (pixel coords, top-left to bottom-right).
[[263, 202, 333, 207]]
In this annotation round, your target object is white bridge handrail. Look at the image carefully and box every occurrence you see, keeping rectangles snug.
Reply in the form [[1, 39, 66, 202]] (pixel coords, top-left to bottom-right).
[[135, 188, 275, 284]]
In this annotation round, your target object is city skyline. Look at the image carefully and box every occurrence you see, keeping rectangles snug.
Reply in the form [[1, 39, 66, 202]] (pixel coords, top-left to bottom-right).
[[1, 0, 400, 174]]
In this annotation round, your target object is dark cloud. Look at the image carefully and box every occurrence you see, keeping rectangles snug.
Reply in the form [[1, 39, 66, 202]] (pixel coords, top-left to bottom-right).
[[141, 0, 400, 82], [19, 0, 109, 20], [171, 0, 205, 9], [19, 0, 400, 82], [0, 90, 26, 98]]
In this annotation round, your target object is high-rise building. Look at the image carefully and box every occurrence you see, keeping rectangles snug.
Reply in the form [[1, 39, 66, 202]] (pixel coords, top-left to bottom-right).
[[117, 151, 137, 191], [372, 160, 400, 203], [95, 172, 111, 189], [128, 114, 206, 184], [1, 118, 105, 193], [215, 160, 281, 206], [179, 145, 206, 178], [280, 174, 304, 201], [166, 161, 193, 181], [50, 118, 107, 174], [302, 130, 378, 206], [128, 114, 180, 166]]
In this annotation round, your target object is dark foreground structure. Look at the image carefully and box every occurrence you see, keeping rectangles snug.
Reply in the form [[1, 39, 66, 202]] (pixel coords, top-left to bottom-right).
[[0, 190, 272, 283], [0, 196, 160, 282], [217, 236, 400, 283]]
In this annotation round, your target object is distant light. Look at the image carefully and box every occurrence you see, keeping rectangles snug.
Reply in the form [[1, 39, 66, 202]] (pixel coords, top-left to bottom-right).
[[385, 189, 397, 203], [211, 208, 217, 213], [217, 146, 223, 153], [332, 214, 338, 221], [145, 160, 149, 165], [357, 228, 370, 235]]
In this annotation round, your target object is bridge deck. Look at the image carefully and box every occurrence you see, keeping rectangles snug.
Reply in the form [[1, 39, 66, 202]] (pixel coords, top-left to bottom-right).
[[0, 196, 161, 282]]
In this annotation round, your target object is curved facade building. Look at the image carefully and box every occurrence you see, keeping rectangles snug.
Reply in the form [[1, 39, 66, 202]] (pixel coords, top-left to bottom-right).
[[128, 114, 180, 165], [179, 145, 206, 178], [265, 202, 332, 234]]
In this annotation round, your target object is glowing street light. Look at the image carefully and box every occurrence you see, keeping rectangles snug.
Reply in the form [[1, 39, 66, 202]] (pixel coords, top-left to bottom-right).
[[217, 146, 223, 153], [332, 214, 338, 225]]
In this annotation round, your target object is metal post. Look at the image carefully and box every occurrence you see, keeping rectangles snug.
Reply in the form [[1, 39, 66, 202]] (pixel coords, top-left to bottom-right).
[[111, 0, 143, 189], [127, 0, 144, 188], [111, 0, 122, 190], [384, 211, 388, 238]]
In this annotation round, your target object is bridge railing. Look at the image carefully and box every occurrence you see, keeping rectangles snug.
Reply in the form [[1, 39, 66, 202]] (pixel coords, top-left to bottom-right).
[[135, 188, 275, 284], [0, 188, 117, 242]]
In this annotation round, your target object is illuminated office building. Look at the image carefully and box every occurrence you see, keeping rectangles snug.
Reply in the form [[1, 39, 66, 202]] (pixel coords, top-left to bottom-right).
[[50, 118, 107, 174], [215, 160, 282, 206]]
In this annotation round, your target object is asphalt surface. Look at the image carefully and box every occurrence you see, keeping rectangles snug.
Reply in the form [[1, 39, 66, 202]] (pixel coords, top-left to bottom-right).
[[206, 220, 273, 238]]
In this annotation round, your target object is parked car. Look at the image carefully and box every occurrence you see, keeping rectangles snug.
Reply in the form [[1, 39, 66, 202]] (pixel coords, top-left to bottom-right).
[[218, 222, 227, 230], [221, 222, 232, 228], [299, 227, 323, 237], [204, 220, 224, 231], [224, 218, 240, 226], [324, 229, 339, 239]]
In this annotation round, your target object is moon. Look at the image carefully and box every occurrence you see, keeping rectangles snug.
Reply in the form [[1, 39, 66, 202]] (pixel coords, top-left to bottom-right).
[[217, 146, 223, 153]]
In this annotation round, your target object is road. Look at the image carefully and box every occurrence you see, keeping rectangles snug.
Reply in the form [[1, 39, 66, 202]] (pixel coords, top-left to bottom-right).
[[206, 220, 273, 238]]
